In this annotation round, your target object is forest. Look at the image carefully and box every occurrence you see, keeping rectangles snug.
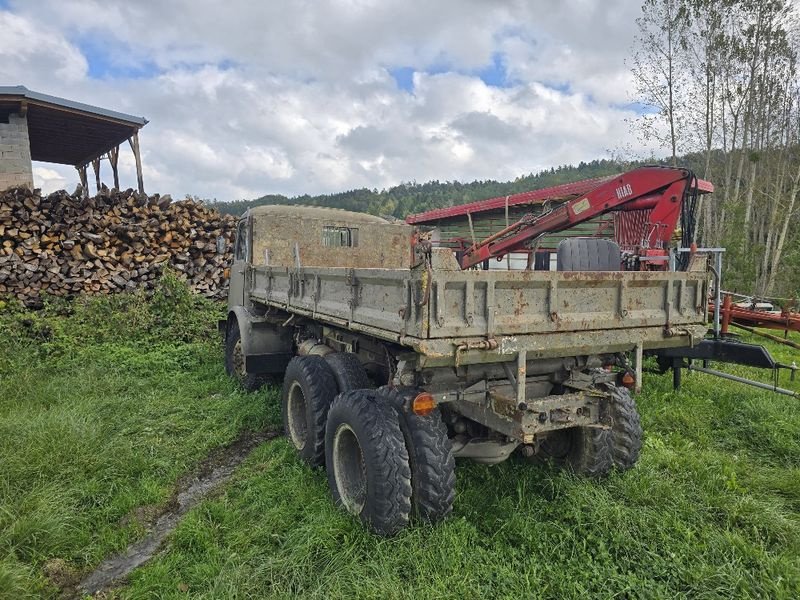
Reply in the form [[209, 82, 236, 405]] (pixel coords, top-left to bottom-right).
[[208, 0, 800, 301]]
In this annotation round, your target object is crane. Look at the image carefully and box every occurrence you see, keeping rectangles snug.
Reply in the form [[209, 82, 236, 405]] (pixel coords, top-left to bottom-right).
[[456, 166, 702, 271]]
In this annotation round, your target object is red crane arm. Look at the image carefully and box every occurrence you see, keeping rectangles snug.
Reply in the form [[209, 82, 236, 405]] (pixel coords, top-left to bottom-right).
[[457, 166, 695, 269]]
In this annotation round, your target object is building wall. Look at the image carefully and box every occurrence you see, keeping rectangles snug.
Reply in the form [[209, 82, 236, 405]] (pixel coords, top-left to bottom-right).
[[0, 113, 34, 191]]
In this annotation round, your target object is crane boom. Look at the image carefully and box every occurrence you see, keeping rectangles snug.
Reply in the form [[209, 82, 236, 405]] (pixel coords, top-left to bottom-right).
[[457, 166, 698, 270]]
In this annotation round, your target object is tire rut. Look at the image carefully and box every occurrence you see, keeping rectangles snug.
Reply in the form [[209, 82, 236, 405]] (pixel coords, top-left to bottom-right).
[[75, 428, 281, 598]]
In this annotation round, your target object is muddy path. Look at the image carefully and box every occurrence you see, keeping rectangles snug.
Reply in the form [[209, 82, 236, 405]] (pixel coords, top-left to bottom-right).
[[75, 428, 281, 598]]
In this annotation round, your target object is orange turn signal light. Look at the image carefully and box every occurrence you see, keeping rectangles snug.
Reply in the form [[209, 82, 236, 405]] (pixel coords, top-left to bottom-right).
[[621, 372, 635, 389], [412, 392, 436, 416]]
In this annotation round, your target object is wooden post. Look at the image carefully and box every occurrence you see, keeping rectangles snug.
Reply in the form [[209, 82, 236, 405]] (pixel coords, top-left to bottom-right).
[[505, 196, 511, 270], [108, 145, 120, 190], [128, 131, 145, 195], [91, 157, 101, 193], [466, 211, 476, 247], [76, 164, 89, 198]]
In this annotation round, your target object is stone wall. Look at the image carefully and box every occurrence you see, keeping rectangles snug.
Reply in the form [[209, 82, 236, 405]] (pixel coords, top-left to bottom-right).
[[0, 113, 34, 191]]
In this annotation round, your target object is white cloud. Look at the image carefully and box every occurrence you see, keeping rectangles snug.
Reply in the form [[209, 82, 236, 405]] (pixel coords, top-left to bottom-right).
[[0, 11, 88, 84], [1, 0, 659, 201], [31, 166, 69, 192]]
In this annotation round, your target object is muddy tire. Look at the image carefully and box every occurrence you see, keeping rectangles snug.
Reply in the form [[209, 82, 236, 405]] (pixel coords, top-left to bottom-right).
[[605, 384, 643, 471], [325, 389, 412, 535], [282, 355, 338, 467], [225, 319, 265, 392], [535, 426, 612, 478], [325, 352, 371, 393], [379, 387, 456, 523]]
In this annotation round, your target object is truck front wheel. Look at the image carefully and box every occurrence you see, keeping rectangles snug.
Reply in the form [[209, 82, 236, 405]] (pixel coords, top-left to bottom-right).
[[325, 389, 412, 535], [282, 356, 338, 467], [225, 319, 265, 392]]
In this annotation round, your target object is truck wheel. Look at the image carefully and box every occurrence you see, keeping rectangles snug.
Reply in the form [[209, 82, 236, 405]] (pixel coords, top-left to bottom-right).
[[605, 384, 643, 471], [325, 389, 412, 535], [380, 387, 456, 523], [535, 427, 612, 478], [282, 356, 338, 467], [225, 319, 265, 392], [325, 352, 371, 392]]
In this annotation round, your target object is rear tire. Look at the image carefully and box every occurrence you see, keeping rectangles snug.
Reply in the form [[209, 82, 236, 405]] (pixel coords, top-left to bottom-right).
[[225, 319, 265, 392], [325, 390, 412, 535], [535, 426, 612, 478], [604, 384, 643, 471], [282, 356, 337, 467], [325, 352, 371, 393], [380, 387, 456, 523]]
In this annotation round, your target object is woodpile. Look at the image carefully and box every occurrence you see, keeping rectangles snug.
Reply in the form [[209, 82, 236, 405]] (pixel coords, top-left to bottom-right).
[[0, 185, 237, 307]]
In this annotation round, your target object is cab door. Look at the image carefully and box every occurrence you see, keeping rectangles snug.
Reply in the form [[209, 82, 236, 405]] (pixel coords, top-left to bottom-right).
[[228, 217, 250, 312]]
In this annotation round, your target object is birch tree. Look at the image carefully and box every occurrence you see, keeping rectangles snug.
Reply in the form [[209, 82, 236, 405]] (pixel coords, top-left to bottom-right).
[[631, 0, 691, 166]]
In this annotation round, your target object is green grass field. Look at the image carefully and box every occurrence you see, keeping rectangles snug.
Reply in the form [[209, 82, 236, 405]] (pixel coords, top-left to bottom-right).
[[1, 278, 798, 599]]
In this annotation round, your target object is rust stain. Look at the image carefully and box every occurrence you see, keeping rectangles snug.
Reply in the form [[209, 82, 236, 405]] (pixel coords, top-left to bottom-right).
[[490, 390, 518, 419]]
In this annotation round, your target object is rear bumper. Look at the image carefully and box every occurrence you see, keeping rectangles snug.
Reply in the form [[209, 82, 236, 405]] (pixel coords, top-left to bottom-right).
[[406, 323, 708, 368]]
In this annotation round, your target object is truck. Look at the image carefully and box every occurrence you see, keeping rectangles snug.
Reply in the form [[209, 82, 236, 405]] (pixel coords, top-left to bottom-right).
[[223, 167, 711, 535]]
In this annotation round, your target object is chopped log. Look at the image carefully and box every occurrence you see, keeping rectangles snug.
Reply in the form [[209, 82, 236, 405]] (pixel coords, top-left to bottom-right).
[[0, 186, 237, 306]]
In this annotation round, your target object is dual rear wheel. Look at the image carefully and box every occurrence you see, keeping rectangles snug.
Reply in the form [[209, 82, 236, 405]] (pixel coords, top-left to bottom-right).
[[280, 354, 455, 535]]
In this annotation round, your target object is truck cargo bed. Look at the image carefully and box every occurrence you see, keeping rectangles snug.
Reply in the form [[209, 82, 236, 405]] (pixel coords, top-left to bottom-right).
[[249, 257, 708, 366]]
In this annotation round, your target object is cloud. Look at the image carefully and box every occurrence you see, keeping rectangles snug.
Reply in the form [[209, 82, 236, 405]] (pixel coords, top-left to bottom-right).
[[31, 166, 69, 192], [0, 10, 87, 83], [0, 0, 657, 201]]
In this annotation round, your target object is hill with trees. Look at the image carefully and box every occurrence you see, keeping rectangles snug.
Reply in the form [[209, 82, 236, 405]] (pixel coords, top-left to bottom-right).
[[206, 146, 799, 300], [205, 159, 632, 220]]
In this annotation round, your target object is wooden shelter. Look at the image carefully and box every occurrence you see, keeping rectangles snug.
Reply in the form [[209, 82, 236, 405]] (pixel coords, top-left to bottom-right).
[[0, 85, 148, 194]]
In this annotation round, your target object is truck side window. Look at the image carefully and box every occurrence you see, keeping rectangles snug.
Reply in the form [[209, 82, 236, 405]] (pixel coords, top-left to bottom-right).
[[322, 226, 358, 247], [234, 220, 249, 261]]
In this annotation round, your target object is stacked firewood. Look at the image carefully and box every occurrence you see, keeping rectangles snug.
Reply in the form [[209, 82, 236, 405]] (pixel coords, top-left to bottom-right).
[[0, 185, 237, 307]]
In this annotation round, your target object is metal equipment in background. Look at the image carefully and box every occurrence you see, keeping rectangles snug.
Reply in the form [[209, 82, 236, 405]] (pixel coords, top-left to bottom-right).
[[654, 247, 798, 398]]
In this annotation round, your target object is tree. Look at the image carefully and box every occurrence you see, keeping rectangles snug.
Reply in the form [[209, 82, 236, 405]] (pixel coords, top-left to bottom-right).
[[631, 0, 691, 166], [631, 0, 800, 297]]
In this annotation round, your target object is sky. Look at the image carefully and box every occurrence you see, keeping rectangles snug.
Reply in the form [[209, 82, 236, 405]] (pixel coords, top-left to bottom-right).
[[0, 0, 655, 201]]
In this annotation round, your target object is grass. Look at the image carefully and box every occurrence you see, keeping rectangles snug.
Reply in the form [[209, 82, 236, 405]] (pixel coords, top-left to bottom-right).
[[1, 279, 799, 598], [0, 276, 272, 598]]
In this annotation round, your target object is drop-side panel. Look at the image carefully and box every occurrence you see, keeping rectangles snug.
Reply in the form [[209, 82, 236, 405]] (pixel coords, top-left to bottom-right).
[[352, 271, 414, 335], [249, 266, 424, 339], [427, 270, 707, 339], [249, 266, 707, 343]]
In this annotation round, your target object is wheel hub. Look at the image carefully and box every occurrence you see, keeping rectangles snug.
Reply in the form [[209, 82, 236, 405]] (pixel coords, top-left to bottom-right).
[[332, 423, 367, 514], [286, 381, 308, 450], [232, 339, 246, 376]]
